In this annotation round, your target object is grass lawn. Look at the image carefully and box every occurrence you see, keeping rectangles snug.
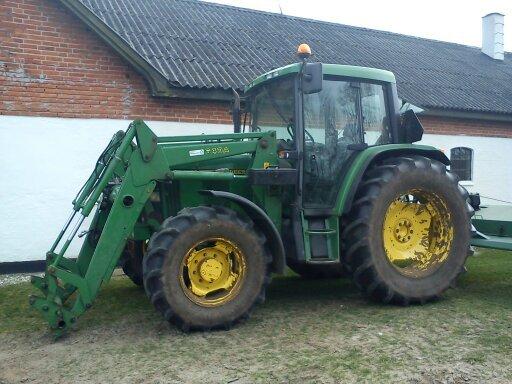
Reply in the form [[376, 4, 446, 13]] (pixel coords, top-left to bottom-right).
[[0, 249, 511, 383]]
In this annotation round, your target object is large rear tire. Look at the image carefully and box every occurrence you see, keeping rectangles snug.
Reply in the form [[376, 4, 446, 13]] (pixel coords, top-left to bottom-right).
[[342, 156, 473, 304], [143, 206, 271, 331]]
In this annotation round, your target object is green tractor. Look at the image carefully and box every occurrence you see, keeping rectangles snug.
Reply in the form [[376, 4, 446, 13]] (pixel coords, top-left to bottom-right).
[[31, 44, 474, 335]]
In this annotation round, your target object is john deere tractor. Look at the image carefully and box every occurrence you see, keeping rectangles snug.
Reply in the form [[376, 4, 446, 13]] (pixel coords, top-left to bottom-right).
[[31, 44, 475, 335]]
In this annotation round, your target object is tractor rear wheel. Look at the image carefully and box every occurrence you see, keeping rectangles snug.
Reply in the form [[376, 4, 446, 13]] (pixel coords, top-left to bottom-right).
[[120, 240, 146, 287], [143, 206, 271, 331], [342, 156, 473, 304]]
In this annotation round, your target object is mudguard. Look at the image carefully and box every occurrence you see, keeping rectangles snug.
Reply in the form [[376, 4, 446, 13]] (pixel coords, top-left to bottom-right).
[[199, 190, 286, 274], [335, 145, 450, 215]]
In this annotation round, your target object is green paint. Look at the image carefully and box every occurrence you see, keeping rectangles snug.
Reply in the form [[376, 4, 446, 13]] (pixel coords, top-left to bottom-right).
[[471, 205, 512, 251]]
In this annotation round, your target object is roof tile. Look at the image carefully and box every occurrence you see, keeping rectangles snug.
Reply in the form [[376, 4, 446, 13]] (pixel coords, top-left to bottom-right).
[[78, 0, 512, 114]]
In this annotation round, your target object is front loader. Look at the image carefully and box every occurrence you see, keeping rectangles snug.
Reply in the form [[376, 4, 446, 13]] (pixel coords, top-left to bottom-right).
[[32, 44, 484, 336]]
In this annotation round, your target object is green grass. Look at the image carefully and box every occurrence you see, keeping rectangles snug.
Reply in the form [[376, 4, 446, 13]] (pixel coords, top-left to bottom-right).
[[1, 248, 512, 382]]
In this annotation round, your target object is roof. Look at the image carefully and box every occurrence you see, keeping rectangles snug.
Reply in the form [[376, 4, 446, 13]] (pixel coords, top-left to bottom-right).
[[62, 0, 512, 116], [245, 63, 396, 92]]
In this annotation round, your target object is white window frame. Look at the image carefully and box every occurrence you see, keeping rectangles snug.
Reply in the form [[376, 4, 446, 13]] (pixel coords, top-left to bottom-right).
[[450, 147, 474, 183]]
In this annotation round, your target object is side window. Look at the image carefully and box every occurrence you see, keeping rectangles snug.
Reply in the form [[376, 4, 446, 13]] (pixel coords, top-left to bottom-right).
[[361, 83, 390, 145], [450, 147, 473, 181], [302, 80, 362, 207], [250, 79, 294, 140], [303, 80, 361, 145]]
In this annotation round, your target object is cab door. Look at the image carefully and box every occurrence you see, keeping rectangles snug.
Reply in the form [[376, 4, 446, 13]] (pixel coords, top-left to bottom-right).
[[299, 79, 391, 261]]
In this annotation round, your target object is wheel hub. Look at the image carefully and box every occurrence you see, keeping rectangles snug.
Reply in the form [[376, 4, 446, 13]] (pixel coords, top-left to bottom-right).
[[199, 258, 223, 282], [393, 219, 413, 243], [383, 190, 454, 277], [180, 237, 246, 307]]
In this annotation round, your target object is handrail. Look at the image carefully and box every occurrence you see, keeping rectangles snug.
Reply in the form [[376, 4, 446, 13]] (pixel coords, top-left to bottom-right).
[[157, 131, 268, 143]]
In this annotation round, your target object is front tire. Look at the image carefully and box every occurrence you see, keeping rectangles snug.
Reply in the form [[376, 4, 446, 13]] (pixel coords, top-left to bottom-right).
[[143, 206, 271, 331], [342, 156, 473, 304]]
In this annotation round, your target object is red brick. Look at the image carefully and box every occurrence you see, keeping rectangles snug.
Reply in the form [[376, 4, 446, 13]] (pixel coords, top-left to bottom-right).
[[0, 0, 231, 124], [420, 115, 512, 139]]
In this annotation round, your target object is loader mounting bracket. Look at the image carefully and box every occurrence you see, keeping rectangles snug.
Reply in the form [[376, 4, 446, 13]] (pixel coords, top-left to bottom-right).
[[135, 120, 158, 162]]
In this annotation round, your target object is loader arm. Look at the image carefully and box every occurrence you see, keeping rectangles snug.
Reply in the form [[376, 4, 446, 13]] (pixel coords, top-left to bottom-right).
[[30, 120, 275, 336]]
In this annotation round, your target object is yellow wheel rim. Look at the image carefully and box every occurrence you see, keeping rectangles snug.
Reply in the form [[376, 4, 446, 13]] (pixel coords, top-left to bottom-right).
[[179, 237, 246, 307], [383, 189, 454, 278]]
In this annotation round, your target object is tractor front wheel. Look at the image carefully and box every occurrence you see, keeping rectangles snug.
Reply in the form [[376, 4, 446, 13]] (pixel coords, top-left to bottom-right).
[[342, 156, 473, 304], [143, 206, 271, 331]]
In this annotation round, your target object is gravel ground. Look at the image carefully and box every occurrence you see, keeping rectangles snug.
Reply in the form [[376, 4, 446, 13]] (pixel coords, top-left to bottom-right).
[[0, 273, 41, 287], [0, 270, 124, 287]]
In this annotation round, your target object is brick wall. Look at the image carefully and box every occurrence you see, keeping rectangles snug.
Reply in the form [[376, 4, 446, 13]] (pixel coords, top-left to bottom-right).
[[0, 0, 231, 124], [420, 115, 512, 139]]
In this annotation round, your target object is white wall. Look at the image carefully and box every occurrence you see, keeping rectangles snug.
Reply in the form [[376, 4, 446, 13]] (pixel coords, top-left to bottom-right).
[[1, 116, 511, 263], [0, 116, 231, 263], [420, 133, 512, 205]]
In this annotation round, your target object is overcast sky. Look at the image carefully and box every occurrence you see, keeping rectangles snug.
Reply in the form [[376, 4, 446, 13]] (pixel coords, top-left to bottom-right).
[[204, 0, 511, 51]]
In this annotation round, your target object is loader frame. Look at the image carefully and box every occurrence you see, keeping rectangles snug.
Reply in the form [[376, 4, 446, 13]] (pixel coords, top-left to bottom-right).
[[30, 120, 280, 336]]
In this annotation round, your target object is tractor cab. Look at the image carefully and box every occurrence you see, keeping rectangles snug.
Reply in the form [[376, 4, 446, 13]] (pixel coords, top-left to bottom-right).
[[239, 45, 413, 264], [242, 50, 405, 208]]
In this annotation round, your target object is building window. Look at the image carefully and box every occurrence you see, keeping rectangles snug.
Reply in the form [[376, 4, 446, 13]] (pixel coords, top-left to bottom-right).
[[450, 147, 473, 181]]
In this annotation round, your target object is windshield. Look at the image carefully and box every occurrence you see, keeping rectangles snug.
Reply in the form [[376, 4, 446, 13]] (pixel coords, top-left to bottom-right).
[[247, 77, 294, 141]]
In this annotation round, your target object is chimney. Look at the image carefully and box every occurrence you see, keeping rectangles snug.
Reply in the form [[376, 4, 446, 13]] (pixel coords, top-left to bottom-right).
[[482, 13, 505, 60]]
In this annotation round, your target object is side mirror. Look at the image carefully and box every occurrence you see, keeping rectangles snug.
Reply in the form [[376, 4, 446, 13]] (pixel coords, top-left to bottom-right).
[[232, 89, 241, 133], [401, 109, 423, 143], [302, 62, 323, 94]]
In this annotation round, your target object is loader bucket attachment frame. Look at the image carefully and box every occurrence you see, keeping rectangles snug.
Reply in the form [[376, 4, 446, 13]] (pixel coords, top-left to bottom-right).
[[30, 120, 159, 337], [30, 119, 277, 337]]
